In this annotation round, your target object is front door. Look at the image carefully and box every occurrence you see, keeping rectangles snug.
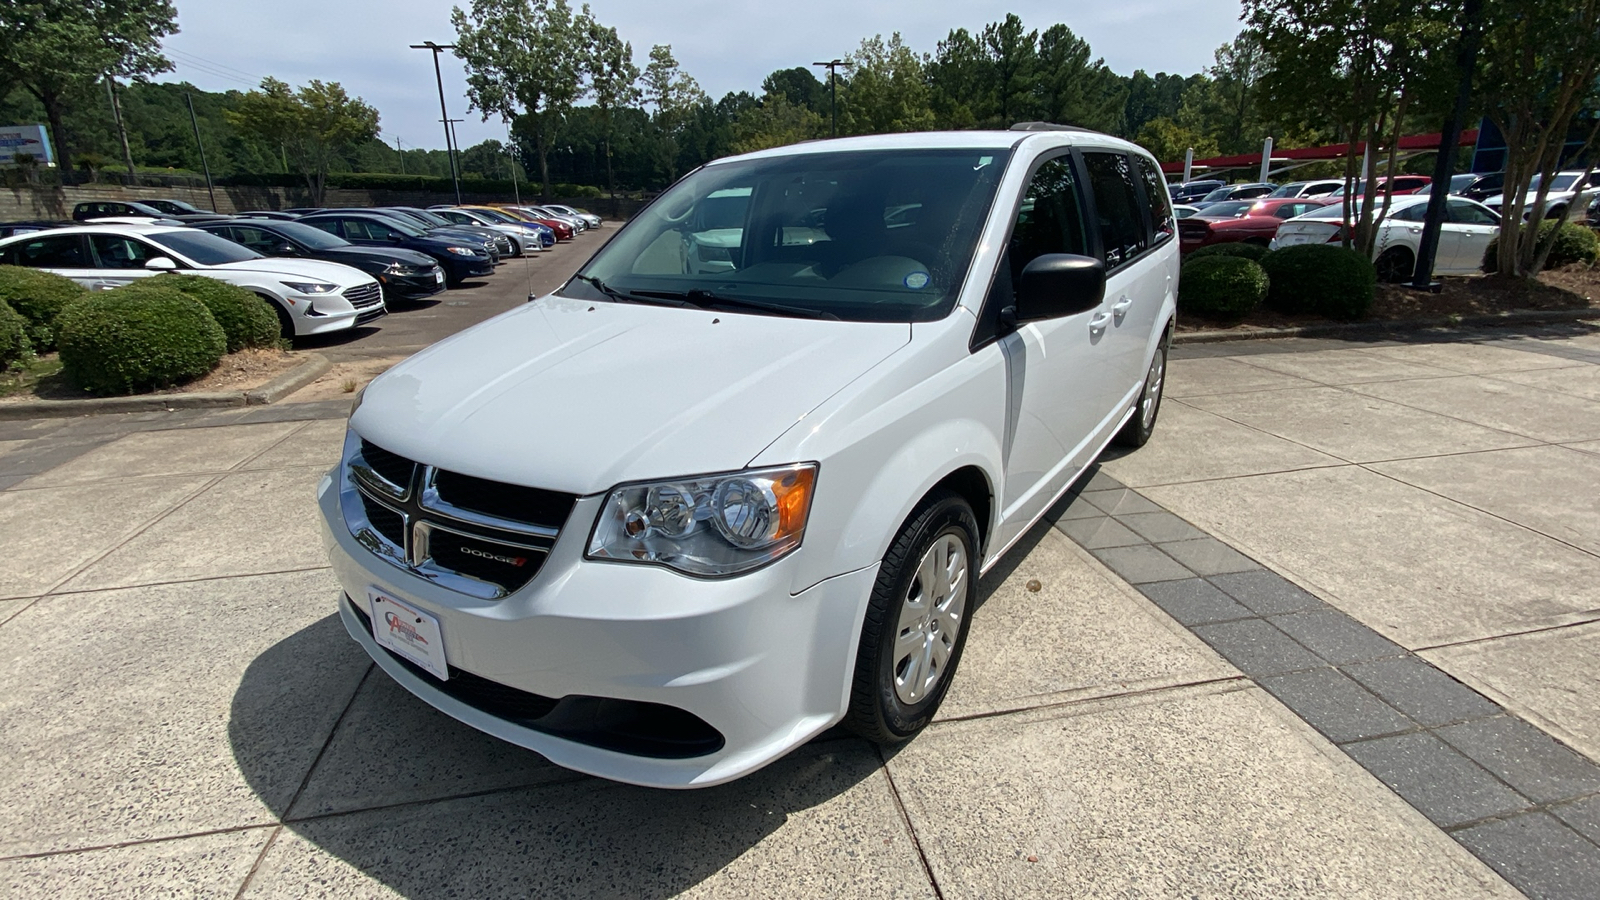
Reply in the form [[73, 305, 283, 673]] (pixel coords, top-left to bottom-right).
[[1083, 149, 1163, 411], [0, 233, 95, 287], [86, 234, 171, 289], [1443, 198, 1500, 274], [992, 154, 1118, 554]]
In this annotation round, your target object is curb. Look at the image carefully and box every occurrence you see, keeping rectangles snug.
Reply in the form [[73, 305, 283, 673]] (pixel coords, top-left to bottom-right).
[[1174, 307, 1600, 344], [0, 353, 331, 421]]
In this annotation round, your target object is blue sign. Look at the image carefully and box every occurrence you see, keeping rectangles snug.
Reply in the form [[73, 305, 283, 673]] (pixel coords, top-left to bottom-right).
[[0, 125, 54, 166]]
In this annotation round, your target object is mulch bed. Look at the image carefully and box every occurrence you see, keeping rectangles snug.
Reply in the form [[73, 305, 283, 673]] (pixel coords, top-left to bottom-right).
[[0, 348, 302, 402], [1178, 262, 1600, 333]]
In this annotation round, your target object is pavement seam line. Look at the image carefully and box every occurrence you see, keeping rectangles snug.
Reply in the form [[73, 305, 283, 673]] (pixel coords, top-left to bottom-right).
[[38, 564, 336, 598], [0, 822, 280, 864], [874, 749, 946, 900], [281, 663, 376, 821], [932, 674, 1250, 727], [232, 824, 283, 900], [1414, 615, 1600, 653]]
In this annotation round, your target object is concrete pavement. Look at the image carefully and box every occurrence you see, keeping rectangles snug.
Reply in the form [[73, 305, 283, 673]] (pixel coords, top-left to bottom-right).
[[2, 321, 1598, 896]]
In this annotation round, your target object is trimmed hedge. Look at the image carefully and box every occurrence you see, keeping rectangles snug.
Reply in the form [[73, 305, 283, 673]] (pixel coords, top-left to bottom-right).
[[1185, 242, 1270, 263], [1260, 244, 1377, 320], [115, 275, 280, 352], [222, 171, 604, 198], [0, 265, 89, 351], [56, 283, 226, 395], [1483, 220, 1600, 272], [0, 299, 28, 369], [1179, 256, 1269, 320]]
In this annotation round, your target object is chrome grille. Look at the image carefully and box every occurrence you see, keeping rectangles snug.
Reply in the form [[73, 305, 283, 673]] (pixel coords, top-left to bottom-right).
[[494, 236, 512, 254], [344, 282, 383, 309], [341, 434, 576, 599]]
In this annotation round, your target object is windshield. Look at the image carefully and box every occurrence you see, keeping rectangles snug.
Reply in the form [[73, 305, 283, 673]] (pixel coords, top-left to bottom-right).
[[1200, 187, 1233, 202], [471, 208, 520, 225], [1199, 201, 1255, 218], [1268, 183, 1306, 198], [572, 147, 1012, 322], [148, 230, 263, 265], [271, 221, 348, 250]]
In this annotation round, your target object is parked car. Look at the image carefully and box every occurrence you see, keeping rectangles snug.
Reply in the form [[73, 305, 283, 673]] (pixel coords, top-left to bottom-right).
[[1458, 172, 1506, 203], [1482, 170, 1600, 222], [0, 224, 385, 337], [1170, 180, 1225, 204], [0, 220, 72, 239], [1410, 173, 1481, 197], [524, 204, 588, 232], [1194, 182, 1275, 207], [1266, 179, 1343, 199], [197, 218, 447, 302], [1327, 175, 1432, 198], [297, 210, 495, 286], [321, 128, 1179, 788], [473, 207, 557, 247], [504, 206, 576, 241], [1271, 194, 1500, 281], [1178, 197, 1334, 253], [72, 200, 170, 221], [542, 203, 602, 228], [371, 208, 510, 260], [236, 210, 303, 221], [143, 198, 213, 216], [427, 206, 543, 255]]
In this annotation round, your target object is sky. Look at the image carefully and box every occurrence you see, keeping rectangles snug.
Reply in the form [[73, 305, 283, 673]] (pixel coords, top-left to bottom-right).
[[157, 0, 1246, 152]]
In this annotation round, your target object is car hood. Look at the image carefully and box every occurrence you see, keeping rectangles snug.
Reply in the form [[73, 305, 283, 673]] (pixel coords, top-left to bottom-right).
[[351, 294, 910, 495], [210, 257, 370, 284], [1483, 190, 1580, 206], [321, 246, 438, 268]]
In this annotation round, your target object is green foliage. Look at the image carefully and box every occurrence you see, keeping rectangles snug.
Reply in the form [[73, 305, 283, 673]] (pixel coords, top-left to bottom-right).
[[0, 265, 89, 351], [841, 34, 936, 134], [1483, 221, 1600, 272], [1179, 256, 1269, 320], [0, 300, 29, 370], [1184, 242, 1270, 263], [55, 283, 225, 395], [1260, 245, 1377, 320], [114, 276, 280, 352], [226, 77, 381, 205], [731, 94, 826, 154]]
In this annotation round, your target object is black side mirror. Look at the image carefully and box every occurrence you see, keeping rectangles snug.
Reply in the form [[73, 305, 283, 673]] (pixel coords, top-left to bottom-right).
[[1007, 253, 1106, 324], [273, 242, 297, 255]]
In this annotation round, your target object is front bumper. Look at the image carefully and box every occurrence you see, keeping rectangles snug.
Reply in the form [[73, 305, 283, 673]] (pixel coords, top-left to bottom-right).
[[317, 473, 875, 788], [443, 257, 494, 281], [381, 270, 448, 300]]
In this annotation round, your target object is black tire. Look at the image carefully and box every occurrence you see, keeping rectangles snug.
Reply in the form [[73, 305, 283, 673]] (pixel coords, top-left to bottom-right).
[[1115, 326, 1171, 448], [267, 296, 296, 343], [1376, 247, 1414, 283], [844, 489, 980, 744]]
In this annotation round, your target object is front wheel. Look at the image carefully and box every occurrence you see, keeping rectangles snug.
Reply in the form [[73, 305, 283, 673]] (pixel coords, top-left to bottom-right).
[[844, 490, 979, 744]]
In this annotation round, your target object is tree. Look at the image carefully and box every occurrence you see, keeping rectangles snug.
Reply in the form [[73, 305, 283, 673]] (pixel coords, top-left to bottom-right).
[[1035, 23, 1124, 133], [583, 21, 639, 200], [841, 34, 935, 135], [452, 0, 592, 198], [732, 93, 825, 154], [227, 78, 380, 204], [0, 0, 176, 181], [981, 14, 1040, 125], [1135, 117, 1220, 163], [641, 44, 707, 182], [1477, 0, 1600, 276], [927, 28, 989, 128], [762, 67, 827, 114]]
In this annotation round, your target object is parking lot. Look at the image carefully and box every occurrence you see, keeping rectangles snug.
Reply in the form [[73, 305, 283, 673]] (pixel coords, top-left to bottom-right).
[[1, 309, 1597, 896]]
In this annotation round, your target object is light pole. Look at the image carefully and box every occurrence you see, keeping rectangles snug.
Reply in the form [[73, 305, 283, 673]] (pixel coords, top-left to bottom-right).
[[411, 41, 463, 205], [811, 59, 853, 137]]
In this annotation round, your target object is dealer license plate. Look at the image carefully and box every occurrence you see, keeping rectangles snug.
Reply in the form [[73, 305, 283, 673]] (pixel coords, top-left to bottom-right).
[[434, 270, 445, 284], [368, 590, 448, 680]]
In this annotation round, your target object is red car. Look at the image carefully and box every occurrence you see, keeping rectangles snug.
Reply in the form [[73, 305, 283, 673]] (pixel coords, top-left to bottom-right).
[[1328, 175, 1433, 199], [504, 206, 575, 241], [1178, 198, 1335, 254]]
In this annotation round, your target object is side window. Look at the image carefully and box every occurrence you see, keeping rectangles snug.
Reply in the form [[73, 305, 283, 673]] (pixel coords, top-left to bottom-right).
[[1134, 155, 1174, 244], [10, 235, 89, 268], [1083, 151, 1149, 271], [1390, 204, 1427, 223], [90, 234, 165, 268], [229, 226, 279, 253], [337, 219, 372, 240], [1448, 199, 1499, 225], [305, 218, 342, 238], [363, 219, 398, 241], [1009, 156, 1090, 283]]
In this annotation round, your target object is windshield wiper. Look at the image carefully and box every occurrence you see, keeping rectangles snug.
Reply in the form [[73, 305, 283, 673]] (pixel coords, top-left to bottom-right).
[[631, 288, 839, 320], [570, 274, 670, 306]]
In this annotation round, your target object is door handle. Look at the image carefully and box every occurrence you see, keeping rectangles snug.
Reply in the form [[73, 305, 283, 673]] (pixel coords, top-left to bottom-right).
[[1089, 311, 1112, 335], [1111, 296, 1133, 323]]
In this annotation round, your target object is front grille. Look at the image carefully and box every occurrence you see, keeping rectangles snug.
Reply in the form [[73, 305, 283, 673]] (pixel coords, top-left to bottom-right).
[[344, 282, 383, 309], [494, 236, 512, 254], [345, 438, 577, 599], [350, 599, 724, 758]]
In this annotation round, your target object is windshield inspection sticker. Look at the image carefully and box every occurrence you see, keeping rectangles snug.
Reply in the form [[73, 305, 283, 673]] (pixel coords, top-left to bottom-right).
[[904, 271, 931, 289]]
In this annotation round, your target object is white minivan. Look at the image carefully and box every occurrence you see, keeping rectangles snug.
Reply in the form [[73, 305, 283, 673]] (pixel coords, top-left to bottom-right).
[[319, 126, 1179, 788]]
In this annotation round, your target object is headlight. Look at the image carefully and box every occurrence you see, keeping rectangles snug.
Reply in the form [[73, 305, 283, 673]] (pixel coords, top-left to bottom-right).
[[383, 262, 417, 276], [446, 246, 475, 256], [587, 464, 817, 577], [281, 281, 339, 294]]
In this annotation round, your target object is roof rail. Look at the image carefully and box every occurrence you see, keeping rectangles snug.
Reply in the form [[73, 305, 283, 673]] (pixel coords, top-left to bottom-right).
[[1009, 122, 1096, 133]]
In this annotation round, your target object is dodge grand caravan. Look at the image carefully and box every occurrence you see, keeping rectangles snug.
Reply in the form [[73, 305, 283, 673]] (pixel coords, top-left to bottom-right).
[[319, 126, 1179, 787]]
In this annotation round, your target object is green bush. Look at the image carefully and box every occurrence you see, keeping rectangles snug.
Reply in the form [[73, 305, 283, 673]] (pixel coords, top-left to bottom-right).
[[1179, 257, 1270, 320], [0, 265, 89, 351], [0, 299, 29, 369], [1260, 244, 1377, 320], [1185, 242, 1270, 263], [1482, 220, 1600, 272], [115, 275, 280, 352], [55, 283, 226, 395]]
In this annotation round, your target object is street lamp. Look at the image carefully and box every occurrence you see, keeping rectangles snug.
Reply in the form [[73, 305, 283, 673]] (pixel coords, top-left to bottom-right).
[[410, 41, 463, 205], [811, 59, 853, 138]]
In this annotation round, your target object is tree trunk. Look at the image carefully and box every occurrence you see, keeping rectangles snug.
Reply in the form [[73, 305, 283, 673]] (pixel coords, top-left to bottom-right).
[[39, 88, 74, 186], [535, 121, 551, 201]]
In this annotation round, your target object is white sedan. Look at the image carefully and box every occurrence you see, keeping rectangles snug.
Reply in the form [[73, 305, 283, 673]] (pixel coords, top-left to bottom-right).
[[0, 224, 385, 339], [1271, 194, 1501, 281]]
